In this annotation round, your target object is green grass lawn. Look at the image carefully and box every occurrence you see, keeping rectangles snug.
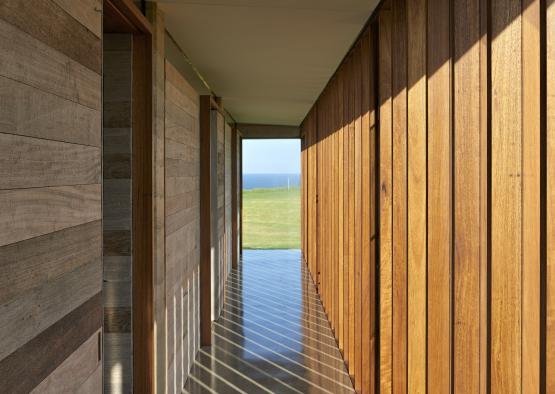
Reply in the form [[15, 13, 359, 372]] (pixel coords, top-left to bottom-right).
[[242, 187, 300, 249]]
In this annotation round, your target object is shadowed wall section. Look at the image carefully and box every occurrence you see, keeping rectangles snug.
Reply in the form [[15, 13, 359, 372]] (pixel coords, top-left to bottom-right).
[[301, 0, 551, 392], [103, 32, 134, 394]]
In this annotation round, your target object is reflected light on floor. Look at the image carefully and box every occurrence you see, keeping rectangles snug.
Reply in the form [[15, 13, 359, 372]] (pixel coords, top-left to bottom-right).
[[183, 250, 355, 394]]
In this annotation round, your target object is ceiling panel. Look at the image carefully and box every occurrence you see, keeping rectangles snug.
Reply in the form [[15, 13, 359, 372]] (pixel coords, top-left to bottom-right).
[[156, 0, 379, 125]]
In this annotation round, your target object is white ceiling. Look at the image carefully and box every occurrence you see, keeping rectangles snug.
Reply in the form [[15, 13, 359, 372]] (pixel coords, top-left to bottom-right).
[[156, 0, 379, 126]]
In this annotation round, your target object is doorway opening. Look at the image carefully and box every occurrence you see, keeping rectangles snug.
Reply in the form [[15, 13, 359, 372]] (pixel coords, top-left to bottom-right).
[[102, 1, 153, 392], [241, 139, 301, 250]]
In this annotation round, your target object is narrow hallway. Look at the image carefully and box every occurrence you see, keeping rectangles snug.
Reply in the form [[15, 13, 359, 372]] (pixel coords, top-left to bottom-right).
[[184, 250, 355, 393]]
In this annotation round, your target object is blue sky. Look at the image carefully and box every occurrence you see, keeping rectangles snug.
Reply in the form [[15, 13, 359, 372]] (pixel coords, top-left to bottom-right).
[[242, 139, 300, 174]]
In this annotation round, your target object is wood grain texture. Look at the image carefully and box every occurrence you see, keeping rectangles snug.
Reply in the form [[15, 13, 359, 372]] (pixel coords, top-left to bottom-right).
[[0, 184, 101, 247], [144, 5, 166, 393], [406, 0, 427, 390], [333, 99, 340, 336], [337, 70, 345, 355], [300, 26, 380, 394], [164, 62, 201, 385], [379, 6, 393, 393], [0, 220, 101, 306], [0, 133, 101, 190], [360, 29, 376, 394], [51, 0, 102, 38], [0, 293, 102, 394], [77, 364, 102, 393], [391, 0, 408, 391], [0, 2, 103, 392], [353, 43, 362, 389], [31, 330, 101, 393], [426, 0, 451, 392], [547, 1, 555, 392], [103, 130, 132, 180], [491, 0, 522, 392], [521, 0, 541, 391], [453, 0, 482, 391], [299, 0, 549, 392], [0, 77, 101, 147], [0, 0, 101, 73], [342, 83, 349, 364], [478, 2, 488, 392], [0, 19, 101, 110], [348, 53, 356, 375], [0, 254, 101, 361]]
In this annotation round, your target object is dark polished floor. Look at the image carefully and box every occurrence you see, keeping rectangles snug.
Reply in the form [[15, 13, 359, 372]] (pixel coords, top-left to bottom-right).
[[183, 250, 355, 394]]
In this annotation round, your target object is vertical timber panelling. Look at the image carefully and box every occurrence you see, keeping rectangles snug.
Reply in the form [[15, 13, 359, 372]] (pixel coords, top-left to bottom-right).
[[391, 0, 408, 391], [426, 0, 451, 392], [337, 69, 345, 356], [521, 0, 541, 391], [353, 42, 363, 388], [453, 0, 482, 391], [379, 4, 393, 393], [300, 0, 551, 392], [348, 51, 357, 377], [547, 0, 555, 392], [491, 0, 522, 391], [164, 61, 201, 393], [406, 0, 427, 390], [309, 108, 318, 278], [301, 26, 380, 392], [361, 29, 377, 394], [343, 61, 351, 366], [0, 0, 102, 392]]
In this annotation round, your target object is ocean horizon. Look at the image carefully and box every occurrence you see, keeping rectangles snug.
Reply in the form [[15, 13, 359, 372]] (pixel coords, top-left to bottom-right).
[[243, 173, 300, 190]]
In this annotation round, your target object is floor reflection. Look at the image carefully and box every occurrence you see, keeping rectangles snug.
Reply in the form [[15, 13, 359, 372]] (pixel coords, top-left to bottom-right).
[[183, 250, 355, 394]]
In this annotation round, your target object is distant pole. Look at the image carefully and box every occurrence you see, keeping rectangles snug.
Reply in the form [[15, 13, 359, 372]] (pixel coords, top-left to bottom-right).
[[288, 176, 290, 191]]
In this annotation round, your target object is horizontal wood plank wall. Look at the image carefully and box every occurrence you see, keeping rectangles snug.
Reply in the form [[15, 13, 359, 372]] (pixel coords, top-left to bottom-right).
[[300, 0, 551, 392], [0, 0, 102, 392], [165, 61, 201, 394], [103, 33, 133, 394]]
